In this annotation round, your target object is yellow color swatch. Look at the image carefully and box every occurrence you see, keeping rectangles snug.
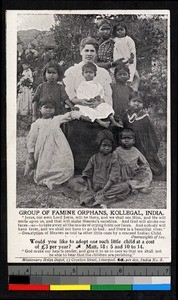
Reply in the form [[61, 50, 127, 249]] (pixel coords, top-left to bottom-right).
[[50, 285, 91, 291]]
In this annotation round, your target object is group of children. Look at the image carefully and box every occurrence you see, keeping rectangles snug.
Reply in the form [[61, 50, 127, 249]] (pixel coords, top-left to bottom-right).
[[23, 22, 164, 207]]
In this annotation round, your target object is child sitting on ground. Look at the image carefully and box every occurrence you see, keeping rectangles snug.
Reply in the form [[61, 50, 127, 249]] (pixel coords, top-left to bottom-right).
[[114, 128, 153, 194], [25, 97, 81, 190], [80, 129, 130, 207], [70, 62, 123, 128]]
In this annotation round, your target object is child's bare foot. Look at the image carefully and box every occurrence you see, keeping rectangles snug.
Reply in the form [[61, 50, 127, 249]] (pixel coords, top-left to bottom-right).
[[140, 187, 152, 194], [96, 119, 110, 128], [73, 106, 80, 111], [80, 115, 92, 122]]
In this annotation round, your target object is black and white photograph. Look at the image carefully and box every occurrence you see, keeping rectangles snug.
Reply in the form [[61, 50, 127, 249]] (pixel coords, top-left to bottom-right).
[[14, 11, 169, 209], [6, 10, 171, 265]]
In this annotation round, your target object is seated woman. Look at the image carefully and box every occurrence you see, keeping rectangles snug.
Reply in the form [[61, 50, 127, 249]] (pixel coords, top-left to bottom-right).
[[63, 37, 113, 173], [63, 36, 113, 106]]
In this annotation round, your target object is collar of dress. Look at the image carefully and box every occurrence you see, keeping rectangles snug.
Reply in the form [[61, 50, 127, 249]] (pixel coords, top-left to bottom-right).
[[127, 111, 149, 123]]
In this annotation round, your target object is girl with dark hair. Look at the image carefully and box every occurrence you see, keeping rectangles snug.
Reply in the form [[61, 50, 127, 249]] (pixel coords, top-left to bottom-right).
[[25, 97, 81, 190], [113, 22, 140, 90], [32, 61, 68, 122], [123, 91, 163, 176], [81, 130, 130, 207], [114, 128, 153, 194]]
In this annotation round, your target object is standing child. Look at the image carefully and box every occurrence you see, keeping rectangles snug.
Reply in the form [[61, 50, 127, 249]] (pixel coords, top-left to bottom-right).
[[114, 128, 153, 194], [17, 61, 33, 116], [32, 61, 68, 122], [123, 91, 163, 176], [81, 130, 130, 207], [113, 22, 139, 90], [25, 98, 81, 190], [111, 64, 132, 145], [73, 62, 123, 128], [112, 64, 133, 122]]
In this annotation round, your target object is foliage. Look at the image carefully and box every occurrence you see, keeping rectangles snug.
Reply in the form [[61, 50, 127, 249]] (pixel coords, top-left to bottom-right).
[[52, 14, 167, 115]]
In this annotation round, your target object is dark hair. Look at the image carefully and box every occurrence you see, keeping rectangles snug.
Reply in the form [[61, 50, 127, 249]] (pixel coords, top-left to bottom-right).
[[39, 96, 56, 109], [113, 22, 127, 37], [82, 62, 97, 75], [128, 91, 144, 102], [114, 63, 130, 78], [42, 60, 63, 82], [96, 129, 116, 152], [97, 18, 112, 29], [80, 37, 99, 52], [119, 128, 135, 140]]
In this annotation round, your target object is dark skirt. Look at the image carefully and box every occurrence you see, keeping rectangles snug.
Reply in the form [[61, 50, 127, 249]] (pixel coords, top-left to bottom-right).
[[66, 120, 106, 174]]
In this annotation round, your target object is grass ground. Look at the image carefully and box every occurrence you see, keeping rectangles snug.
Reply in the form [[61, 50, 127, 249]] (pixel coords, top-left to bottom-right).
[[17, 119, 167, 209]]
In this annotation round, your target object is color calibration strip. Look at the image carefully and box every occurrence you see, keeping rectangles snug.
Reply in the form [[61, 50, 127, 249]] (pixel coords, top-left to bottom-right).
[[8, 265, 171, 291], [9, 283, 171, 291]]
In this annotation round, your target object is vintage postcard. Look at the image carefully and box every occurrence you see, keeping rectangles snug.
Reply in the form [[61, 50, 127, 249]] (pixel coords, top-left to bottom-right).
[[6, 10, 171, 264]]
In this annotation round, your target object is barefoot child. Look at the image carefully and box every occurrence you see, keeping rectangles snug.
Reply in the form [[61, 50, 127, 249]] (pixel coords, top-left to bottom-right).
[[25, 98, 81, 190], [81, 130, 130, 207], [73, 62, 123, 128], [114, 128, 153, 194]]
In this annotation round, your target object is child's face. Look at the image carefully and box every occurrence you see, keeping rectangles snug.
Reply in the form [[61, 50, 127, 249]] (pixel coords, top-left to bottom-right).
[[115, 26, 126, 38], [115, 70, 130, 83], [83, 67, 95, 81], [120, 132, 135, 149], [98, 25, 111, 40], [45, 67, 58, 82], [128, 97, 143, 113], [40, 104, 55, 119], [99, 139, 113, 155]]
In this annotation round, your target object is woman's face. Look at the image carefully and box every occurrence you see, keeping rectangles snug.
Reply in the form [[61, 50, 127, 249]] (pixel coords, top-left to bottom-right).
[[80, 44, 97, 63], [98, 25, 111, 40]]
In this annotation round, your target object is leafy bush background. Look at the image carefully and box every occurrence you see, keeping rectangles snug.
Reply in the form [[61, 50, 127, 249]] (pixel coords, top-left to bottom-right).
[[18, 14, 167, 142]]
